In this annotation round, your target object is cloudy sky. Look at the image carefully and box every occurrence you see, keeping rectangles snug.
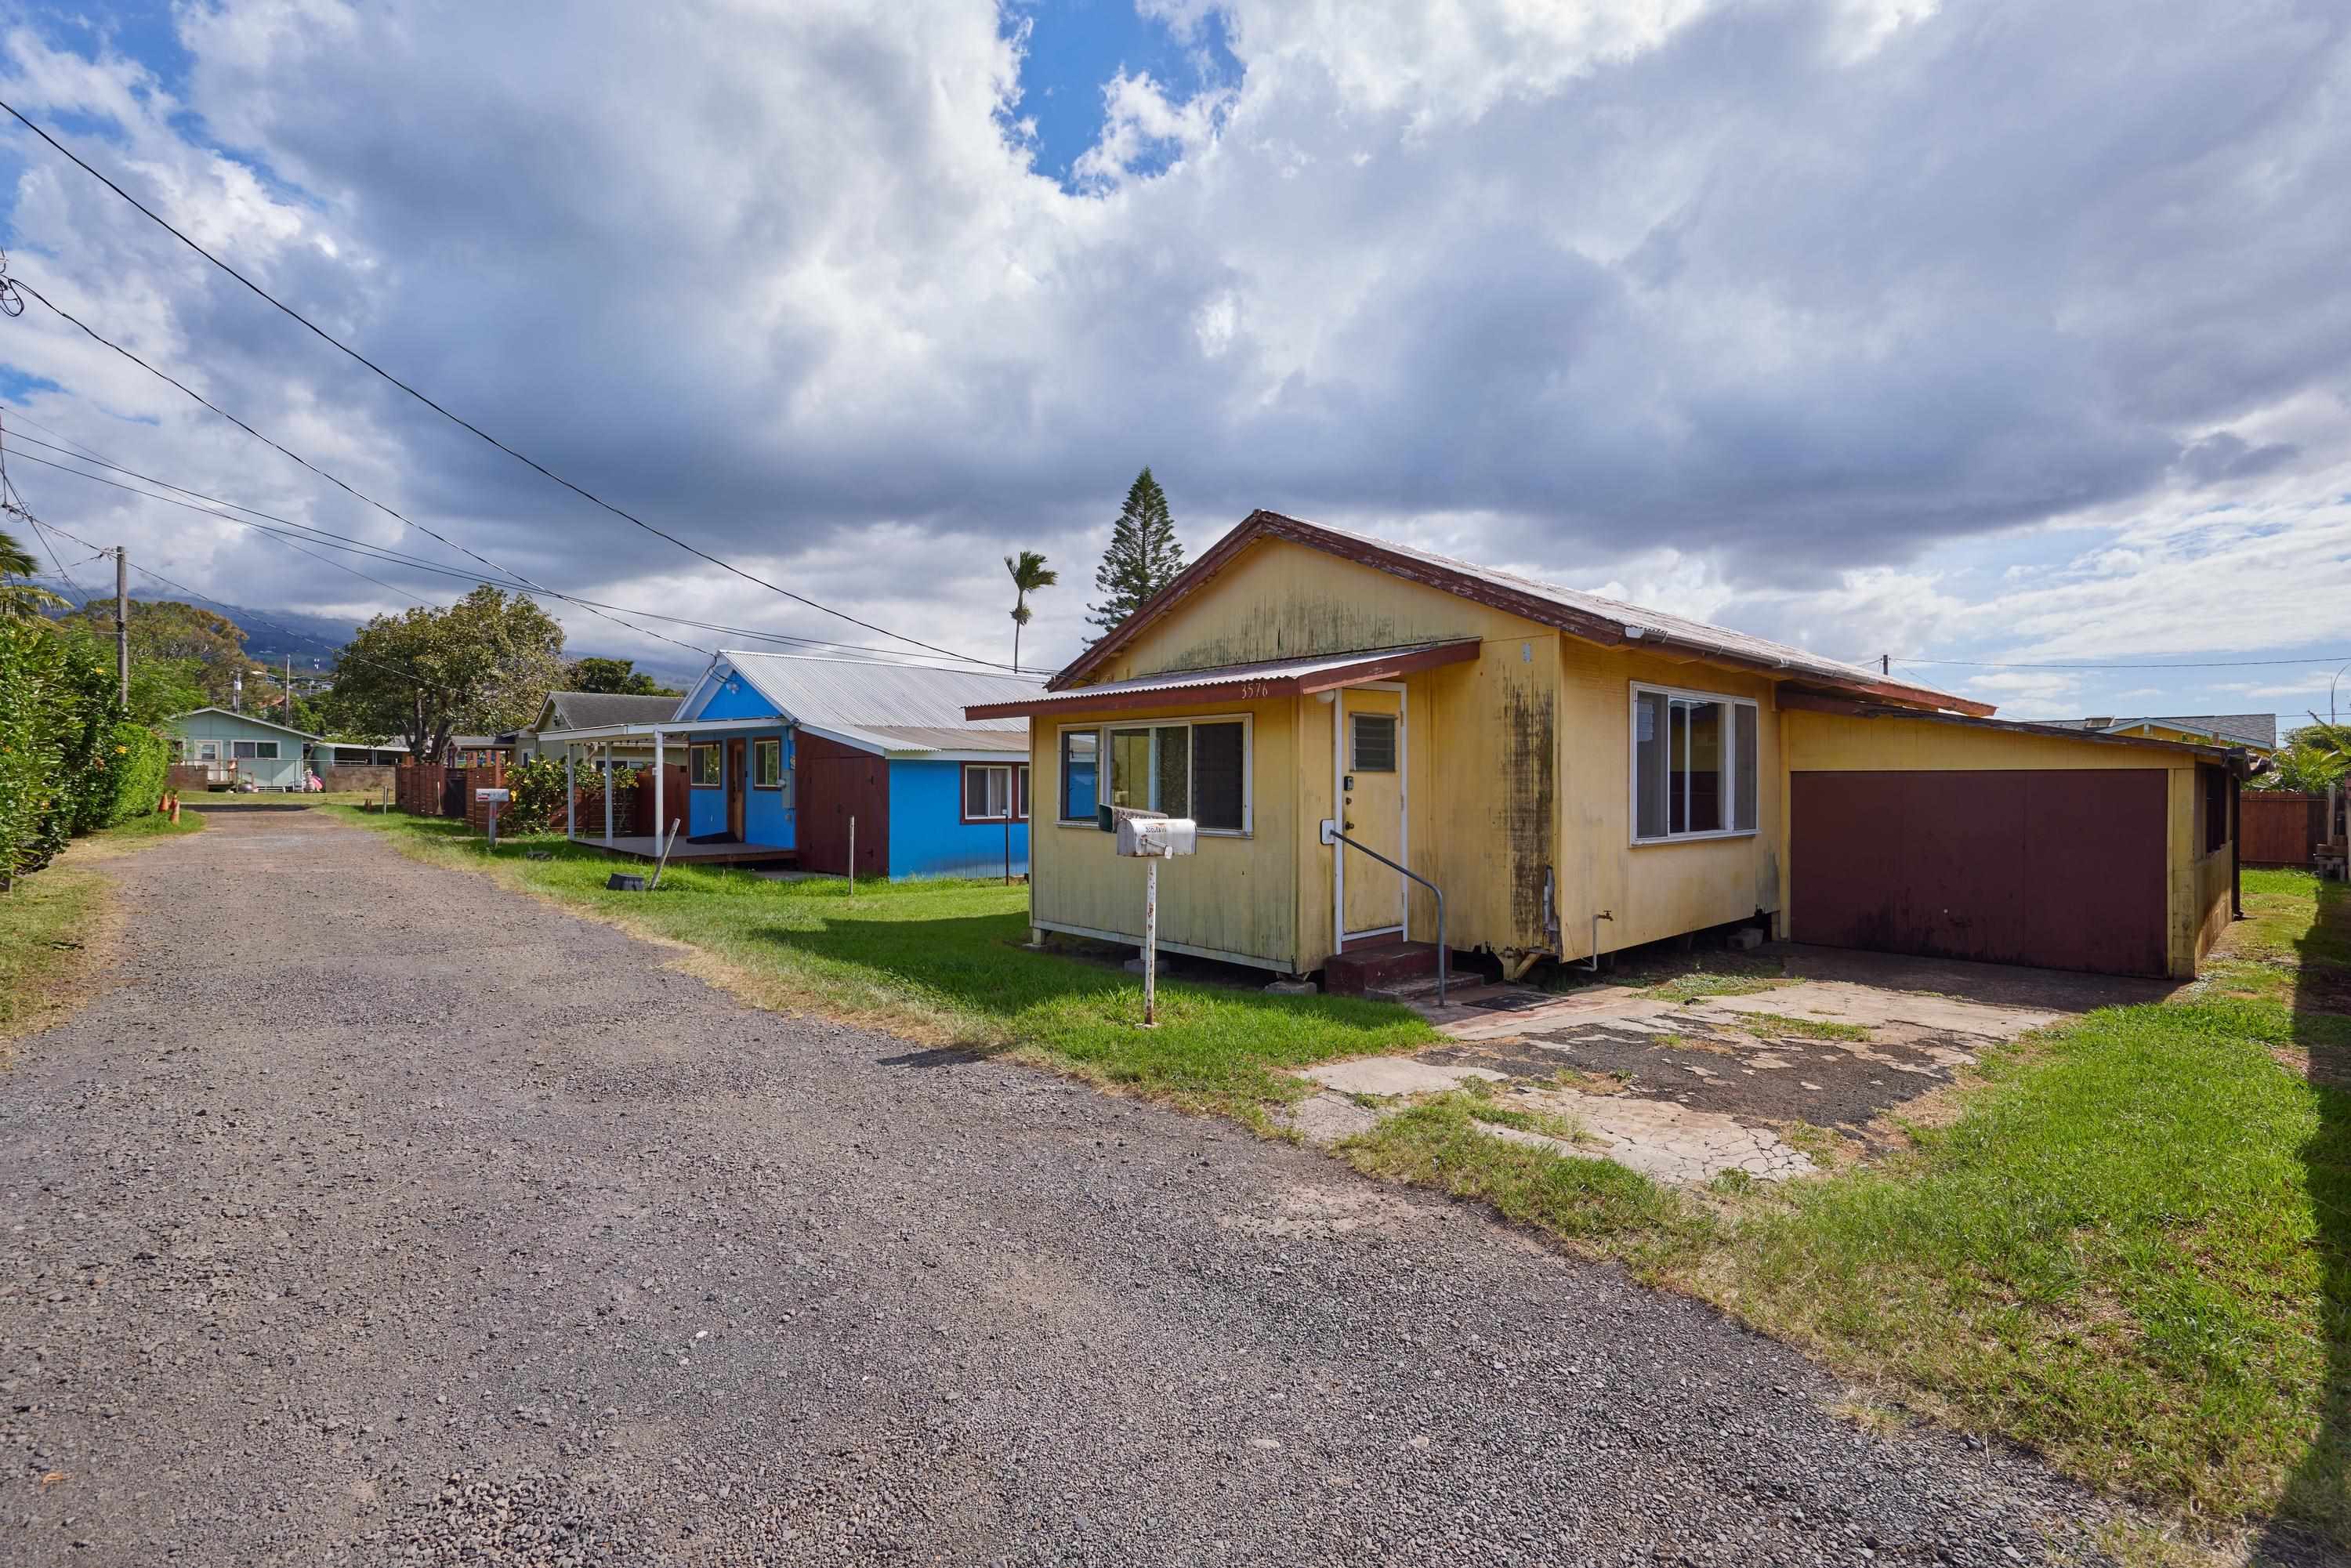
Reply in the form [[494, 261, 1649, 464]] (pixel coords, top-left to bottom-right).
[[0, 0, 2346, 728]]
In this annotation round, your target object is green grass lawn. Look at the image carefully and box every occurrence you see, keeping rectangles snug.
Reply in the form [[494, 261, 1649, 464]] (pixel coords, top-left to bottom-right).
[[331, 809, 1436, 1124], [2, 810, 205, 1048], [1344, 870, 2351, 1553]]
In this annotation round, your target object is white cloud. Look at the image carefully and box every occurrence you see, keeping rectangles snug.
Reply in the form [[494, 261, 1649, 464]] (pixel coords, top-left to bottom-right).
[[0, 0, 2343, 692]]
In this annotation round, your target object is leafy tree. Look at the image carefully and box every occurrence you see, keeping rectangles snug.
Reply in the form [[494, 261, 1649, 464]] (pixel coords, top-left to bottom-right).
[[54, 597, 247, 703], [322, 586, 564, 763], [124, 656, 206, 727], [1085, 468, 1183, 639], [0, 527, 66, 620], [1003, 549, 1057, 672], [561, 656, 677, 696], [2260, 725, 2351, 792]]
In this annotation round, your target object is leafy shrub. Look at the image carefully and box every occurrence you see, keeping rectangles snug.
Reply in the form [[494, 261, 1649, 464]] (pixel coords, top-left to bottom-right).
[[0, 623, 168, 887], [504, 755, 640, 834]]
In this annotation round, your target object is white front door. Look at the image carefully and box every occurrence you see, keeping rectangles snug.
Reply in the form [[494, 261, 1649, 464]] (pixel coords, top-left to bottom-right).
[[1336, 686, 1407, 943]]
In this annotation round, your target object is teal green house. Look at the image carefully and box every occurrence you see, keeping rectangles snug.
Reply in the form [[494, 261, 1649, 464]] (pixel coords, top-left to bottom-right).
[[165, 708, 319, 790]]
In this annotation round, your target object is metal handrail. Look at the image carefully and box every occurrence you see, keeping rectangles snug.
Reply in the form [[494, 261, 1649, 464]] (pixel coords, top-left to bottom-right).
[[1331, 830, 1447, 1005]]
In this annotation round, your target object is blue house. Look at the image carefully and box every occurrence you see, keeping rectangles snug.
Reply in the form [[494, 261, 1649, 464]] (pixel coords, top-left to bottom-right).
[[543, 650, 1043, 879]]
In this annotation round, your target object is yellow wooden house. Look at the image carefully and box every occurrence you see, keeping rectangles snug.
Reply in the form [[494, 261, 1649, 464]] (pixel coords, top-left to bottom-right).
[[969, 511, 2258, 983]]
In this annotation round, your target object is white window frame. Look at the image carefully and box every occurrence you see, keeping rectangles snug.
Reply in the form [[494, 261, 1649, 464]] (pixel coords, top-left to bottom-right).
[[752, 737, 783, 790], [689, 742, 722, 788], [1059, 715, 1252, 836], [961, 762, 1027, 823], [1628, 683, 1760, 846]]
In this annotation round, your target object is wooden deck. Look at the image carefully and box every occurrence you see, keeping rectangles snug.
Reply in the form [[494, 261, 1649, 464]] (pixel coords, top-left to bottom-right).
[[571, 834, 798, 867]]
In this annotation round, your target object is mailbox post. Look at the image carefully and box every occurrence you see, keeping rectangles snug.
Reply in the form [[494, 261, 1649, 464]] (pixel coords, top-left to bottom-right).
[[476, 786, 511, 851], [1113, 810, 1196, 1027]]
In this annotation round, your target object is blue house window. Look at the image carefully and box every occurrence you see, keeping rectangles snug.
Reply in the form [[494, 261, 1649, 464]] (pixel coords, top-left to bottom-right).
[[690, 744, 721, 788], [1058, 728, 1098, 823]]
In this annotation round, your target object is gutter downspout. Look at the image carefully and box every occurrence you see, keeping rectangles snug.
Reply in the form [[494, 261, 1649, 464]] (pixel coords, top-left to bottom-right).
[[2230, 762, 2243, 921], [1580, 910, 1615, 972]]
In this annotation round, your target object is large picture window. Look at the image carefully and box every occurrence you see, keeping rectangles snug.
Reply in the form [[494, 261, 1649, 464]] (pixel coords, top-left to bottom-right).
[[962, 762, 1029, 823], [689, 743, 721, 788], [231, 740, 280, 760], [1632, 686, 1759, 843], [1074, 716, 1250, 833]]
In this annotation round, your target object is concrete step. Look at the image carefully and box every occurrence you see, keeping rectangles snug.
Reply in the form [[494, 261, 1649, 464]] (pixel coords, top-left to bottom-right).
[[1325, 940, 1440, 997]]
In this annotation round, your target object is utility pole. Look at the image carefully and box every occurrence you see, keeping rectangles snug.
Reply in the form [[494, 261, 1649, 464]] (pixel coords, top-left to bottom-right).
[[1880, 653, 1889, 675], [114, 545, 129, 706], [284, 653, 292, 725]]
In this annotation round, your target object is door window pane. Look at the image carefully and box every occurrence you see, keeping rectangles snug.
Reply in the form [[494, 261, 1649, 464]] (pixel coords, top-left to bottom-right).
[[1350, 713, 1396, 772], [1154, 725, 1190, 818], [1194, 722, 1244, 831], [1060, 730, 1097, 820]]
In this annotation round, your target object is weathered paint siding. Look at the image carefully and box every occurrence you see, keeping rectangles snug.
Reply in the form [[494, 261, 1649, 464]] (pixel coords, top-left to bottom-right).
[[1553, 643, 1781, 961], [886, 759, 1027, 879], [1078, 538, 1565, 969], [1029, 695, 1299, 968]]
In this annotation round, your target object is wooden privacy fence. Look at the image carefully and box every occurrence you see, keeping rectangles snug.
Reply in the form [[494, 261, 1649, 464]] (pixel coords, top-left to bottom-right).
[[2241, 791, 2325, 867], [395, 763, 484, 818]]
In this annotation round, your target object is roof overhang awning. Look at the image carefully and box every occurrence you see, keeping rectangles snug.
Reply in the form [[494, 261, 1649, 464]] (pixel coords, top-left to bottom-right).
[[963, 640, 1481, 720], [537, 717, 789, 744]]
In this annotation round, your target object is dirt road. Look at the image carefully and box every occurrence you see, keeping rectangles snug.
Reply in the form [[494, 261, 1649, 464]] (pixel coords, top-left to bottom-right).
[[2, 810, 2106, 1564]]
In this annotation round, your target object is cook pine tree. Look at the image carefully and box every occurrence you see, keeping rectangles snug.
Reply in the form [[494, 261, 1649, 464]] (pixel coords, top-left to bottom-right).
[[1085, 467, 1184, 641]]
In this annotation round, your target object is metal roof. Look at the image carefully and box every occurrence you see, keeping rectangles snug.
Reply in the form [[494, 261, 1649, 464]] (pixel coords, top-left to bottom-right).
[[1051, 510, 1991, 716], [965, 643, 1480, 719], [716, 652, 1043, 756]]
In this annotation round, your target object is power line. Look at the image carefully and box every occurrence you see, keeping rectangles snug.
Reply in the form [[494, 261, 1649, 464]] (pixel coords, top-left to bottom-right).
[[6, 277, 712, 663], [0, 433, 1032, 674], [0, 98, 1016, 672], [0, 435, 1030, 677], [1895, 654, 2351, 672]]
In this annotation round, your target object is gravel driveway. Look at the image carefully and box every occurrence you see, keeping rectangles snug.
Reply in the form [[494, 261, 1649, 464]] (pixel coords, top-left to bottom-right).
[[2, 810, 2112, 1566]]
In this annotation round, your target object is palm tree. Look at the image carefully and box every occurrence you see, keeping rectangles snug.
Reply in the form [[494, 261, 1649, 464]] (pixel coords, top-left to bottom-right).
[[1005, 549, 1057, 672], [0, 526, 64, 619]]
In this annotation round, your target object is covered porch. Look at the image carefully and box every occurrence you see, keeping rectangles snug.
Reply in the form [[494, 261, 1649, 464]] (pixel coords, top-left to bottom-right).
[[538, 716, 796, 866]]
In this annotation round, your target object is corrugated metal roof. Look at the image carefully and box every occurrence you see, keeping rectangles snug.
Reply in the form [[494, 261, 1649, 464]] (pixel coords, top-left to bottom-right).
[[1298, 518, 1939, 697], [1050, 510, 1990, 715], [984, 645, 1462, 710], [860, 724, 1028, 753], [719, 652, 1042, 756]]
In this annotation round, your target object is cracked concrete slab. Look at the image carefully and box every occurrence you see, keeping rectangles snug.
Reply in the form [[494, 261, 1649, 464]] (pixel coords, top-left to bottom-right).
[[1291, 953, 2101, 1188]]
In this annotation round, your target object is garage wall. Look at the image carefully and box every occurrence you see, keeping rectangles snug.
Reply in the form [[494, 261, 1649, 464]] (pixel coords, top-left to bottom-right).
[[1789, 770, 2172, 977], [1783, 710, 2209, 979]]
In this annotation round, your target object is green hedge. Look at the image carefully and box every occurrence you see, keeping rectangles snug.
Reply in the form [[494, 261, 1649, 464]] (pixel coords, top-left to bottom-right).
[[0, 621, 166, 887]]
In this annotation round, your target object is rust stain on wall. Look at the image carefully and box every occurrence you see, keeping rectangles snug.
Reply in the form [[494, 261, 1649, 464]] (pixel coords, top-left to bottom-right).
[[1502, 683, 1556, 940]]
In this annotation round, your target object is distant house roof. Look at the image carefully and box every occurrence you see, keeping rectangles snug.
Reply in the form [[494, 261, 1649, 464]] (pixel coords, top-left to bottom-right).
[[165, 707, 322, 741], [2048, 713, 2278, 751], [694, 652, 1045, 758], [534, 691, 683, 733], [1049, 509, 1993, 716]]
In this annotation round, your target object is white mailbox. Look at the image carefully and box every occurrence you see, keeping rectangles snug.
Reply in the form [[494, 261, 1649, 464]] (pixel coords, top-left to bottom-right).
[[1117, 815, 1197, 858], [474, 787, 511, 803]]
